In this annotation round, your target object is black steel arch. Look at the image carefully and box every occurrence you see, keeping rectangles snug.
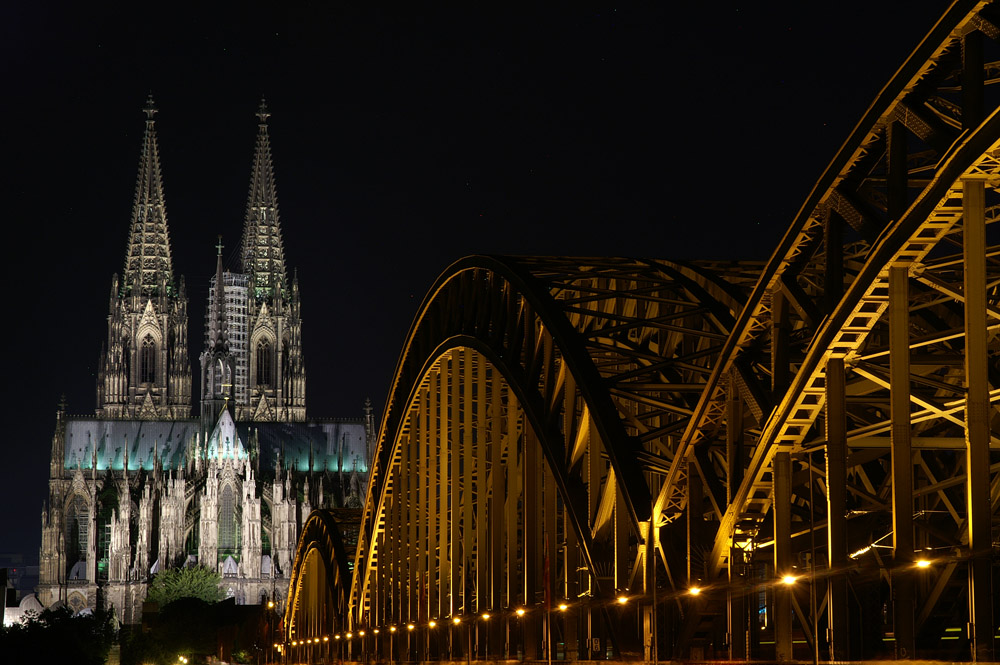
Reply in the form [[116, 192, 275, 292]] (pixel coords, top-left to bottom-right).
[[349, 255, 758, 659], [285, 509, 361, 644]]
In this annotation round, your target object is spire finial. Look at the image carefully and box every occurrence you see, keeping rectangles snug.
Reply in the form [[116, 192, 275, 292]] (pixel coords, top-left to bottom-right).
[[256, 97, 270, 125], [216, 234, 224, 257], [144, 93, 158, 121]]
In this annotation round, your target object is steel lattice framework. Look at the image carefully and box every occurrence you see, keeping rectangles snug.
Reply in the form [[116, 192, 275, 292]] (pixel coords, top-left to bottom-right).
[[287, 1, 1000, 661]]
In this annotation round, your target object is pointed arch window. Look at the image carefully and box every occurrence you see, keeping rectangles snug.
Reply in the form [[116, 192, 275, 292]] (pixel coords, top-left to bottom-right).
[[219, 485, 236, 552], [66, 495, 89, 569], [256, 340, 272, 387], [140, 334, 156, 383]]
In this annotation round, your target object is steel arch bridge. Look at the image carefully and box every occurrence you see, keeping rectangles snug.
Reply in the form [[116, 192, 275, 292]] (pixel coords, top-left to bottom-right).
[[287, 1, 1000, 661]]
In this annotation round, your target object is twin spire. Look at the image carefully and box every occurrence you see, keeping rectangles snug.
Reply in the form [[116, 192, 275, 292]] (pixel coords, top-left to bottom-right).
[[122, 95, 286, 297], [123, 94, 174, 295], [242, 97, 288, 301]]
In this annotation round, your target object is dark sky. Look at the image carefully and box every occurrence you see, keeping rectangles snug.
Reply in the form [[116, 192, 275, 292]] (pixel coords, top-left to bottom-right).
[[1, 4, 946, 561]]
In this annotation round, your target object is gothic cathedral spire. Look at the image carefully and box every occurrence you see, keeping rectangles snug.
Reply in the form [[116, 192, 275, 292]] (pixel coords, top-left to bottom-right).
[[235, 98, 306, 421], [97, 95, 192, 420], [241, 98, 287, 300], [125, 95, 175, 295]]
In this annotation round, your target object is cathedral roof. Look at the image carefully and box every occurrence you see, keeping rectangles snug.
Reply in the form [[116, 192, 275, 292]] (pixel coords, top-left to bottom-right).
[[241, 98, 288, 301], [237, 420, 368, 473], [61, 417, 367, 474], [64, 419, 197, 471], [122, 94, 175, 296]]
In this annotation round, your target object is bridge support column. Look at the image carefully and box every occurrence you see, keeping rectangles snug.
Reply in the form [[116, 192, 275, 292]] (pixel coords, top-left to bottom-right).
[[825, 357, 849, 660], [523, 427, 540, 660], [727, 374, 747, 660], [773, 450, 792, 662], [728, 546, 747, 661], [964, 178, 994, 662], [489, 377, 505, 658], [890, 264, 915, 658]]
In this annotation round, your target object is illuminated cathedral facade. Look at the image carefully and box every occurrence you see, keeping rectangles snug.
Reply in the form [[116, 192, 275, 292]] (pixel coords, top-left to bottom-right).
[[37, 97, 373, 623]]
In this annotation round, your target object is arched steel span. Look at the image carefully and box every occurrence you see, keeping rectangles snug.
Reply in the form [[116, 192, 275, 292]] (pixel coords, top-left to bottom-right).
[[665, 0, 1000, 661], [284, 509, 361, 649], [348, 256, 760, 661], [294, 1, 1000, 662]]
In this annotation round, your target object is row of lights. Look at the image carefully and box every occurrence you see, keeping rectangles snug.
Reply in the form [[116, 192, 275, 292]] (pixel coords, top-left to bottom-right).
[[366, 602, 603, 635], [286, 604, 578, 646], [280, 597, 639, 648], [284, 635, 331, 647], [685, 559, 936, 597]]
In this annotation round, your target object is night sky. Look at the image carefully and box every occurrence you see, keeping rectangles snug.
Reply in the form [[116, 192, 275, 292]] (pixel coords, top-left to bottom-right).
[[1, 4, 946, 563]]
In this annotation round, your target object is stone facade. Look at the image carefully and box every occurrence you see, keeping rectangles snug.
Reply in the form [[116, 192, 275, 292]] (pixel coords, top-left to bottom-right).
[[37, 97, 372, 624]]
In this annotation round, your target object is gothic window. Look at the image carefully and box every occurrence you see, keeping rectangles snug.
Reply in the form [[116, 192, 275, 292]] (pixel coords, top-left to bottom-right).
[[96, 489, 116, 581], [281, 339, 290, 380], [261, 501, 271, 554], [185, 502, 200, 555], [66, 495, 89, 568], [219, 485, 236, 552], [122, 338, 130, 382], [140, 334, 156, 383], [256, 340, 272, 387]]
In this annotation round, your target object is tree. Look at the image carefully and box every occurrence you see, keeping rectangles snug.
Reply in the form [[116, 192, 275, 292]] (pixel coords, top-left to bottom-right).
[[146, 565, 225, 607], [0, 606, 115, 665]]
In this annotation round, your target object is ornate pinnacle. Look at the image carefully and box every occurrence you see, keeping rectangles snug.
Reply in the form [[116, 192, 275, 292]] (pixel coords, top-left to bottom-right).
[[123, 95, 174, 294], [144, 93, 158, 121], [256, 97, 270, 125]]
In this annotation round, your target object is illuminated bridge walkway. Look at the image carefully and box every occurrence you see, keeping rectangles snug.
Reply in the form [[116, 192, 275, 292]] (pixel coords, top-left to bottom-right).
[[285, 1, 1000, 661]]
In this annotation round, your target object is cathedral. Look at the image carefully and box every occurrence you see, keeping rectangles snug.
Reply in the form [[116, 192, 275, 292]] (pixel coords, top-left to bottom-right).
[[37, 97, 373, 624]]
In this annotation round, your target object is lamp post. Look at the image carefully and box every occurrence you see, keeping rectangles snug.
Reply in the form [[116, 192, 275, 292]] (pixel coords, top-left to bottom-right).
[[466, 617, 473, 665], [515, 608, 526, 660], [481, 613, 491, 660], [266, 600, 275, 665]]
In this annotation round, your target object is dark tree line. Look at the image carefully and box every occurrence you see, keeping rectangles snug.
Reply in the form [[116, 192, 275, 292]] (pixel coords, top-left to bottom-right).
[[0, 606, 116, 665]]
